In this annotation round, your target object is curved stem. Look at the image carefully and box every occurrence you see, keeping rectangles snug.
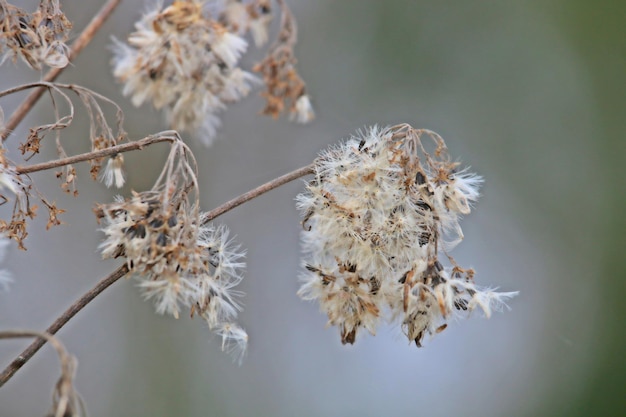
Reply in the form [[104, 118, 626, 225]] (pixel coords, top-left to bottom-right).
[[15, 134, 175, 175], [203, 163, 314, 222], [0, 163, 315, 387], [0, 330, 72, 373], [1, 0, 123, 142], [0, 264, 128, 388]]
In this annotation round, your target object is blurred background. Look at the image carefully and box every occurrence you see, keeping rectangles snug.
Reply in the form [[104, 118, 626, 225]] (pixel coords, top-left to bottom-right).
[[0, 0, 624, 416]]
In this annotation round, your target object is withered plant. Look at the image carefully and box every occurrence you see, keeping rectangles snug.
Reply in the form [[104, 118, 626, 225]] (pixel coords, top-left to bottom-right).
[[0, 1, 516, 415]]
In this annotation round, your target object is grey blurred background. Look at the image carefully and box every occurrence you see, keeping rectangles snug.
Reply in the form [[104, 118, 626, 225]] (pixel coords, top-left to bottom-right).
[[0, 0, 624, 416]]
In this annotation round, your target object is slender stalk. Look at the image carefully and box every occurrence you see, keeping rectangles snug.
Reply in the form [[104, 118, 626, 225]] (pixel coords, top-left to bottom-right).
[[15, 135, 174, 175], [0, 163, 315, 387], [203, 163, 314, 222], [0, 331, 71, 366], [0, 264, 129, 387], [1, 0, 123, 142]]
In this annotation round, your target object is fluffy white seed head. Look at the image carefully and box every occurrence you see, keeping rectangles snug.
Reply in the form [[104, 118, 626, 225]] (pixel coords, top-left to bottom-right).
[[96, 187, 249, 358], [297, 124, 516, 346], [111, 0, 255, 145]]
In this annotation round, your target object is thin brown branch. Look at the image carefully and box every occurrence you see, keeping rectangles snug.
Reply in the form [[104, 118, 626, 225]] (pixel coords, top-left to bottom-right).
[[0, 161, 314, 387], [15, 134, 175, 175], [1, 0, 123, 142], [203, 163, 314, 222], [0, 330, 85, 416], [0, 264, 129, 388], [0, 330, 68, 360]]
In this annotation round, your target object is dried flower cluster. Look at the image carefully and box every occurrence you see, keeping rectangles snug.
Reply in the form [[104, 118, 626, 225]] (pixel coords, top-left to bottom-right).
[[0, 0, 71, 69], [252, 0, 313, 123], [0, 141, 33, 249], [297, 125, 517, 346], [112, 0, 313, 145], [0, 83, 129, 249], [0, 149, 65, 248], [95, 139, 248, 360]]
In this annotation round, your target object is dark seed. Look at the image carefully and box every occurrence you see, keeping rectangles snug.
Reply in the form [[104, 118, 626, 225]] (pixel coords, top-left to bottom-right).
[[126, 224, 146, 239], [416, 201, 432, 211], [167, 215, 178, 228], [150, 218, 164, 228], [156, 233, 167, 246]]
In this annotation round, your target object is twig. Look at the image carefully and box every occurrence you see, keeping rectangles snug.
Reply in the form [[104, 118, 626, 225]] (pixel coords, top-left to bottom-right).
[[15, 133, 176, 175], [0, 264, 129, 387], [0, 330, 85, 417], [1, 0, 123, 142], [0, 162, 315, 387], [203, 163, 314, 222]]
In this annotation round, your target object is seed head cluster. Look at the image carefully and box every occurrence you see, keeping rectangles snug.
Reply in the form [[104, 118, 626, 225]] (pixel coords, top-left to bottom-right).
[[95, 140, 248, 360], [112, 0, 313, 144], [0, 0, 72, 69], [252, 0, 314, 123], [297, 125, 517, 346], [112, 0, 257, 145]]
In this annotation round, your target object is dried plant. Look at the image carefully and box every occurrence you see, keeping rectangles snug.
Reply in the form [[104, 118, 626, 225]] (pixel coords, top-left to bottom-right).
[[0, 0, 72, 70], [94, 135, 249, 360], [0, 331, 86, 417], [112, 0, 313, 145], [297, 125, 517, 345], [0, 0, 517, 414], [0, 81, 126, 248]]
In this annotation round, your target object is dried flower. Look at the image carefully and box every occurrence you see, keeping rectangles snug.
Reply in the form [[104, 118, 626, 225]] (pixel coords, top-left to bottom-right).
[[99, 153, 125, 188], [290, 94, 314, 124], [252, 0, 313, 123], [112, 0, 256, 145], [297, 124, 517, 346], [0, 0, 72, 70], [0, 143, 34, 249], [95, 138, 248, 359]]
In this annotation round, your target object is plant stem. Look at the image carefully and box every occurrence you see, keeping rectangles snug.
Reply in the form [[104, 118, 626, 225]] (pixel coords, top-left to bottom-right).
[[0, 163, 315, 387], [0, 264, 128, 388], [203, 163, 314, 222], [15, 134, 174, 175], [0, 330, 71, 366], [1, 0, 123, 142]]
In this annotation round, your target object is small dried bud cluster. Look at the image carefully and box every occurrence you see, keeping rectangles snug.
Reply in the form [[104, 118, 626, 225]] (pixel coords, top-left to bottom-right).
[[0, 0, 71, 69], [252, 0, 314, 123], [95, 140, 248, 360], [0, 83, 129, 252], [113, 0, 313, 145], [297, 125, 517, 346], [0, 143, 34, 249]]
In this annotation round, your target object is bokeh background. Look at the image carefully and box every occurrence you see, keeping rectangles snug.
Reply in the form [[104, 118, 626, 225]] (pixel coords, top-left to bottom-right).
[[1, 0, 624, 416]]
